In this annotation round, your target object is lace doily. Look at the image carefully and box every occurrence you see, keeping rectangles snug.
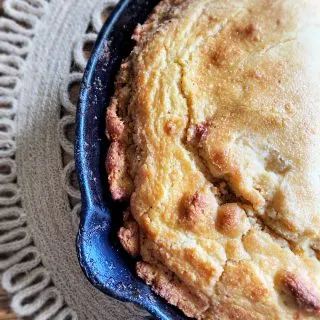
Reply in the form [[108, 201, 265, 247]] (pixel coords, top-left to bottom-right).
[[0, 0, 149, 319]]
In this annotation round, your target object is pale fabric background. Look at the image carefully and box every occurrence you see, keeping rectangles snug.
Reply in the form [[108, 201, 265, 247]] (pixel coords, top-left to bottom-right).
[[0, 0, 150, 319], [0, 0, 18, 316]]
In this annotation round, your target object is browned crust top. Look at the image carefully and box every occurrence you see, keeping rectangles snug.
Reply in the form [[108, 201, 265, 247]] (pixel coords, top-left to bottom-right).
[[280, 272, 320, 316], [106, 0, 320, 319], [136, 261, 209, 318]]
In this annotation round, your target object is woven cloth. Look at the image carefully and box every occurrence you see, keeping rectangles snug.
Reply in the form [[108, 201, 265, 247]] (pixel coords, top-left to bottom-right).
[[0, 0, 149, 319]]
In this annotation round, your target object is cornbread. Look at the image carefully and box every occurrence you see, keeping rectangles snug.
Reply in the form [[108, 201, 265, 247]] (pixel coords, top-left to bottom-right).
[[106, 0, 320, 318]]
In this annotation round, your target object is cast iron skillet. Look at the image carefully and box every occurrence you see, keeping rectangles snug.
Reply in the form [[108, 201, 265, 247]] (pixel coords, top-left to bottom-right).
[[75, 0, 189, 319]]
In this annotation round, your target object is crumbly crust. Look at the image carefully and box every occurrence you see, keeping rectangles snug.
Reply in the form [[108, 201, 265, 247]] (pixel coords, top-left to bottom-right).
[[136, 261, 209, 318], [106, 0, 320, 318], [118, 210, 140, 257], [106, 60, 134, 201]]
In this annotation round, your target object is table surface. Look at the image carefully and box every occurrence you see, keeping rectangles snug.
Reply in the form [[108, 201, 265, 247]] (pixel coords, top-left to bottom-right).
[[0, 288, 15, 320], [0, 2, 19, 320]]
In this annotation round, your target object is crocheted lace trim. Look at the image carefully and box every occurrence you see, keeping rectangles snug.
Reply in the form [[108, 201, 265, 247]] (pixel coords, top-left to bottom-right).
[[0, 1, 116, 319]]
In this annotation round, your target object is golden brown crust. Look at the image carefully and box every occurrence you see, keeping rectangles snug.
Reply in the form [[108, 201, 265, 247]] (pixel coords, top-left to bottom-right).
[[210, 303, 256, 320], [106, 59, 134, 201], [136, 261, 209, 318], [279, 272, 320, 316], [106, 0, 320, 318], [216, 203, 249, 237], [106, 99, 125, 142], [106, 141, 133, 201], [210, 260, 281, 319], [181, 191, 217, 232], [118, 211, 140, 257], [216, 261, 271, 303], [184, 192, 208, 221]]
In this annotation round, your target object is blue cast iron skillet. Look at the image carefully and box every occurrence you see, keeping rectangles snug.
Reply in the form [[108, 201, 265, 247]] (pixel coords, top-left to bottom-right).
[[75, 0, 189, 319]]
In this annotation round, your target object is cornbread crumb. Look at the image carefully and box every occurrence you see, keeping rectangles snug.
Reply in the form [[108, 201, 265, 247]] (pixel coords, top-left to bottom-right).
[[136, 262, 209, 318], [118, 211, 140, 257], [107, 0, 320, 318]]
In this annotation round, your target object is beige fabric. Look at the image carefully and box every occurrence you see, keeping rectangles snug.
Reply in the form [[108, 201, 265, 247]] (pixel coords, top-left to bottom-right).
[[0, 0, 149, 319]]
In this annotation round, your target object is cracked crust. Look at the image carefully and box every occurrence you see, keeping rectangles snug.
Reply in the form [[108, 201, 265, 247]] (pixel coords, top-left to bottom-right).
[[136, 261, 209, 318], [106, 0, 320, 318]]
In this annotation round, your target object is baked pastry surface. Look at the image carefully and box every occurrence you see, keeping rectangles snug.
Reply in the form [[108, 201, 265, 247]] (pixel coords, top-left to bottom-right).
[[106, 0, 320, 318]]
